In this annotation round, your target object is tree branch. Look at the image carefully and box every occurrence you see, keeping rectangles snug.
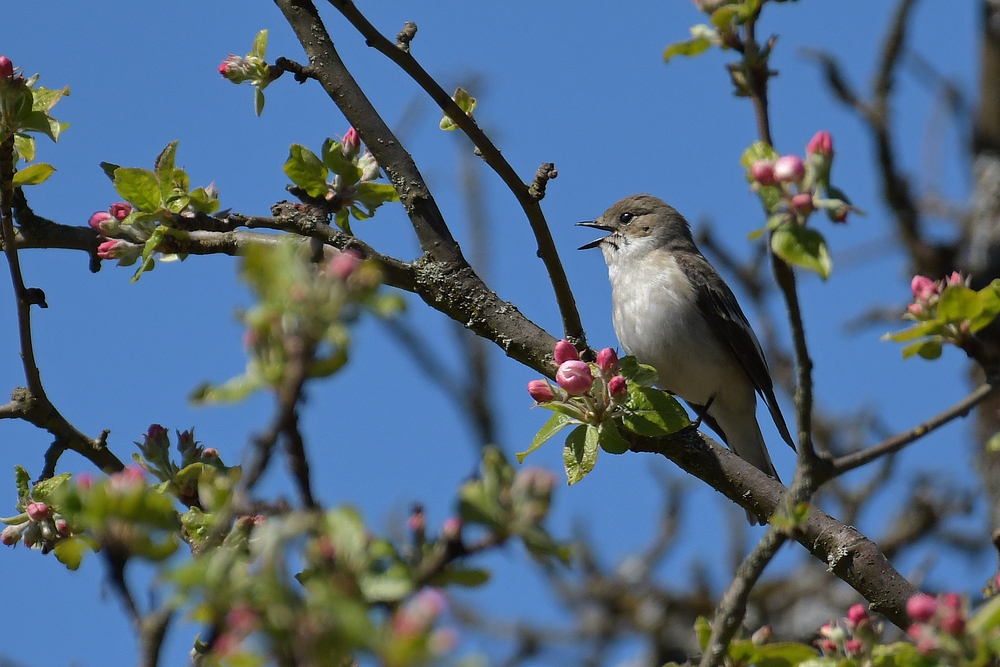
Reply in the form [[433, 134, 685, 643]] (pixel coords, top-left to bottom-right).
[[831, 380, 997, 476], [321, 0, 587, 349]]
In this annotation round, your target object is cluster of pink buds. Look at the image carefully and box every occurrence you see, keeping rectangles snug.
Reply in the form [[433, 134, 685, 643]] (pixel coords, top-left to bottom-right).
[[907, 272, 967, 319], [815, 604, 880, 659], [527, 340, 628, 411], [905, 592, 968, 656], [1, 498, 72, 549], [750, 131, 852, 225], [88, 201, 144, 263]]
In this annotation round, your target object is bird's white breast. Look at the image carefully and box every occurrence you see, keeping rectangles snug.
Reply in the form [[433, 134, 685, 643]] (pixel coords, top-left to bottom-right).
[[606, 248, 738, 406]]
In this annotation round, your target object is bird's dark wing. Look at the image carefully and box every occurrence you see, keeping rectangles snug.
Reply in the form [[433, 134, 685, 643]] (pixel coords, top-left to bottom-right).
[[675, 253, 796, 451]]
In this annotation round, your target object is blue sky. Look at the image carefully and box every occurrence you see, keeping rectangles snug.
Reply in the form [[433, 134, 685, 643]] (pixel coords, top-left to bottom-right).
[[0, 1, 988, 665]]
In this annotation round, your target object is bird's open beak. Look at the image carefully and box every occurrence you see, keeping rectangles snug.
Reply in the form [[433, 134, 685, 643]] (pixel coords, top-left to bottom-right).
[[576, 220, 614, 250]]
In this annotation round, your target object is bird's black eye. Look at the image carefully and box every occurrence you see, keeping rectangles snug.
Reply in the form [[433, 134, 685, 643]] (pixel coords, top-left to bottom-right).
[[619, 212, 635, 225]]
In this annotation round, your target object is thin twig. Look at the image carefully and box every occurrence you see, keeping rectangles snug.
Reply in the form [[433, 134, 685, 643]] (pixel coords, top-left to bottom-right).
[[831, 381, 997, 476], [322, 0, 588, 350], [699, 528, 786, 667]]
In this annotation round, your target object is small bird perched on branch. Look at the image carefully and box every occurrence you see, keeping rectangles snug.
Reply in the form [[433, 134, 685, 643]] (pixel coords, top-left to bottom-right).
[[578, 194, 795, 524]]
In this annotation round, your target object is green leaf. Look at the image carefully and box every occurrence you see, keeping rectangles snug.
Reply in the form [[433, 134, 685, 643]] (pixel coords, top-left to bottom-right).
[[18, 110, 65, 142], [752, 642, 819, 666], [360, 570, 414, 603], [14, 466, 30, 500], [252, 29, 268, 60], [882, 319, 944, 343], [740, 141, 779, 170], [53, 535, 99, 571], [622, 384, 690, 436], [710, 5, 740, 27], [430, 567, 491, 587], [902, 339, 942, 360], [563, 425, 598, 485], [694, 616, 712, 652], [663, 36, 713, 62], [971, 280, 1000, 332], [99, 162, 121, 182], [598, 421, 630, 454], [31, 473, 71, 501], [154, 141, 178, 176], [519, 411, 574, 463], [12, 162, 55, 186], [13, 134, 35, 162], [937, 285, 981, 324], [283, 144, 329, 198], [190, 374, 265, 404], [321, 138, 361, 183], [254, 87, 265, 117], [113, 167, 162, 211], [354, 182, 399, 210], [31, 86, 69, 112], [771, 225, 832, 279], [617, 356, 658, 387], [969, 591, 1000, 634], [440, 87, 477, 130]]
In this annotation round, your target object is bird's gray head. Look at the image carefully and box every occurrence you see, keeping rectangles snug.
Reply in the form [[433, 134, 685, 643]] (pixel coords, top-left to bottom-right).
[[577, 194, 696, 264]]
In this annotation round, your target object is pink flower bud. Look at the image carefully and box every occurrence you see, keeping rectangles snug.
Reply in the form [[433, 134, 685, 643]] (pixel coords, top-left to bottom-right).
[[907, 302, 923, 316], [553, 340, 580, 364], [342, 127, 361, 159], [226, 605, 259, 634], [942, 593, 962, 610], [97, 239, 124, 260], [555, 360, 593, 396], [844, 639, 862, 656], [527, 379, 555, 403], [75, 473, 93, 490], [329, 249, 362, 281], [202, 447, 219, 458], [441, 516, 462, 539], [26, 502, 49, 522], [818, 639, 837, 654], [218, 55, 249, 83], [110, 202, 132, 221], [1, 525, 19, 546], [946, 271, 964, 287], [608, 375, 627, 398], [596, 348, 619, 374], [910, 275, 938, 301], [941, 613, 965, 636], [407, 506, 425, 533], [147, 424, 168, 440], [906, 594, 937, 623], [751, 160, 776, 186], [358, 150, 380, 181], [88, 211, 113, 232], [773, 155, 805, 183], [846, 604, 869, 628], [791, 192, 814, 214], [55, 518, 68, 534], [807, 130, 834, 156], [0, 56, 12, 81], [750, 625, 772, 646]]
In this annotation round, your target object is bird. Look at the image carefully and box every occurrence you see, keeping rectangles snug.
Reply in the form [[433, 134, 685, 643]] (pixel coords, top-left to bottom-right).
[[578, 194, 795, 522]]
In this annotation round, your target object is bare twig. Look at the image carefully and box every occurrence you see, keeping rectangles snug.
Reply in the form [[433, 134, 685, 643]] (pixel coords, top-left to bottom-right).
[[320, 0, 588, 350], [831, 381, 997, 476], [699, 528, 787, 667]]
